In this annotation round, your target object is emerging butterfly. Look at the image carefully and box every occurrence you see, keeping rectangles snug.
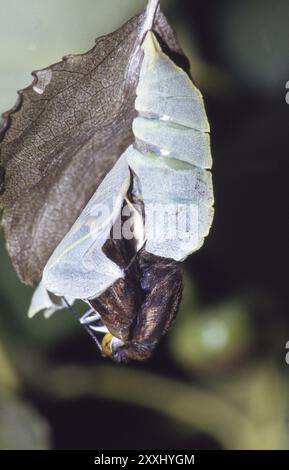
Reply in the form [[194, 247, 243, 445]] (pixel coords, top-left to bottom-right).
[[28, 31, 214, 362]]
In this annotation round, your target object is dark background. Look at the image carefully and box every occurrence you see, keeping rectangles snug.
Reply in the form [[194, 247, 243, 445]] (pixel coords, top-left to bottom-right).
[[0, 0, 288, 450]]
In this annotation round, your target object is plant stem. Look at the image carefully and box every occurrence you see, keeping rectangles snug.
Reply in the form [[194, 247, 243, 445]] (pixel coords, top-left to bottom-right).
[[37, 364, 260, 449], [143, 0, 160, 33]]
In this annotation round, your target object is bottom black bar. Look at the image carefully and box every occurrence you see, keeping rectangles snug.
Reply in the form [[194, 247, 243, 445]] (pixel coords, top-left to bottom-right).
[[0, 450, 287, 465]]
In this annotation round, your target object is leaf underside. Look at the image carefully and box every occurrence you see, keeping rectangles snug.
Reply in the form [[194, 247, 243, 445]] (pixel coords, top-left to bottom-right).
[[0, 7, 187, 285]]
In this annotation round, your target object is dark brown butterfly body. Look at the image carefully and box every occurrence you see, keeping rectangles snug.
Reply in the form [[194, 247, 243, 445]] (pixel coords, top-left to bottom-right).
[[90, 245, 183, 362]]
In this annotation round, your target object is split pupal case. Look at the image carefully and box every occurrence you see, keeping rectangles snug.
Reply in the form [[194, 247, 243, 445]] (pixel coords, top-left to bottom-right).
[[29, 32, 214, 361]]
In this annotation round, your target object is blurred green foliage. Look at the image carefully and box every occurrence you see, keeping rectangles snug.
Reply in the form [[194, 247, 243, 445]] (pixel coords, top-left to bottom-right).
[[0, 394, 50, 450], [0, 0, 289, 450], [171, 294, 253, 374]]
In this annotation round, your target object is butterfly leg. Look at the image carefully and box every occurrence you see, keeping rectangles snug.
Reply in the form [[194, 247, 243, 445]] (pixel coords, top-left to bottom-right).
[[80, 308, 101, 325], [64, 299, 109, 352]]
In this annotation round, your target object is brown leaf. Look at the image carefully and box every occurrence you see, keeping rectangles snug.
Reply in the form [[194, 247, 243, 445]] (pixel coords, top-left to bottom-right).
[[0, 1, 187, 285]]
